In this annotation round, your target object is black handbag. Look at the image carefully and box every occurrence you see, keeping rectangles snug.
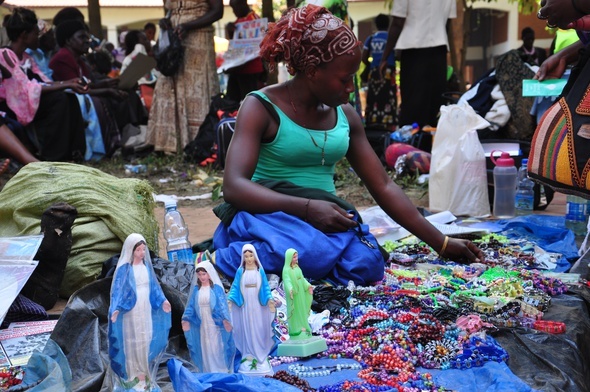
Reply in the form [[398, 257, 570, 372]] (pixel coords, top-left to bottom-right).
[[153, 20, 184, 77]]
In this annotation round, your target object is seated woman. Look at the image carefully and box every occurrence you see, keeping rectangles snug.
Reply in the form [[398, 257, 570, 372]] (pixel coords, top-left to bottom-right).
[[0, 117, 39, 171], [121, 30, 158, 113], [49, 20, 148, 156], [212, 5, 484, 286], [0, 8, 88, 162]]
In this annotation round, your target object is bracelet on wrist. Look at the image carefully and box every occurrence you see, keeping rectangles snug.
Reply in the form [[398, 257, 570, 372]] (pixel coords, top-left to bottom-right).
[[439, 236, 449, 257], [304, 199, 311, 222]]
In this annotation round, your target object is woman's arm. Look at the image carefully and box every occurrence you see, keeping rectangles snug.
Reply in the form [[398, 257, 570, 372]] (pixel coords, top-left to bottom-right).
[[379, 16, 404, 76], [344, 105, 483, 262], [41, 78, 89, 94], [222, 95, 315, 219], [175, 0, 224, 39], [535, 40, 583, 81]]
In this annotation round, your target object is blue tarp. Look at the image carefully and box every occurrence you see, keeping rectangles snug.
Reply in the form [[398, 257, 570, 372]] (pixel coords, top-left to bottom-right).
[[463, 214, 578, 271]]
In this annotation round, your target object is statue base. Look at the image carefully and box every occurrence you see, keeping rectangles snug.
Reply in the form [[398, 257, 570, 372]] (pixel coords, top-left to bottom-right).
[[237, 357, 274, 377], [276, 336, 328, 357]]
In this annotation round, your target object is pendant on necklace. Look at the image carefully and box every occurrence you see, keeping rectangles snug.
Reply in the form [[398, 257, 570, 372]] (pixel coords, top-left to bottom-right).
[[306, 129, 327, 166]]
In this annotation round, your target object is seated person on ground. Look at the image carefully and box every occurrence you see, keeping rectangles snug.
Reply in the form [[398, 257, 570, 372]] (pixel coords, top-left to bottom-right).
[[212, 5, 483, 287], [121, 29, 158, 112], [50, 20, 148, 155], [0, 7, 88, 162]]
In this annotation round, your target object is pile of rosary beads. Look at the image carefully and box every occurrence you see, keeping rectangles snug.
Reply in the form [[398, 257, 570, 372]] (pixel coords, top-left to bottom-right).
[[287, 363, 362, 378], [0, 367, 24, 389], [275, 234, 571, 391], [269, 356, 299, 367], [267, 370, 315, 391]]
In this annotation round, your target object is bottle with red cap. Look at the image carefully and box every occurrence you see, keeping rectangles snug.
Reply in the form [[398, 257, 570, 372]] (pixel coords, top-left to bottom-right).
[[490, 151, 517, 219]]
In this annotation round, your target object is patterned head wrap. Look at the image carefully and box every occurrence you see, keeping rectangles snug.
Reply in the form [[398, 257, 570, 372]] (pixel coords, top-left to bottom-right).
[[259, 4, 361, 75]]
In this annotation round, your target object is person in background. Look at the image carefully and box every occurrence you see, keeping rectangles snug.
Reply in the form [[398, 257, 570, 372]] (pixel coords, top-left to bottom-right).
[[530, 29, 579, 125], [0, 8, 87, 162], [121, 30, 157, 112], [25, 20, 56, 80], [144, 22, 157, 49], [225, 0, 266, 102], [362, 13, 397, 130], [0, 120, 39, 170], [517, 27, 547, 66], [50, 20, 148, 157], [212, 5, 483, 287], [380, 0, 456, 153], [113, 30, 128, 65], [0, 15, 11, 47], [147, 0, 223, 154]]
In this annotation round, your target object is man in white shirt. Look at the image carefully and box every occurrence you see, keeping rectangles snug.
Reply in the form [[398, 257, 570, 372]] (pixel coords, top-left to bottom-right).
[[380, 0, 456, 152]]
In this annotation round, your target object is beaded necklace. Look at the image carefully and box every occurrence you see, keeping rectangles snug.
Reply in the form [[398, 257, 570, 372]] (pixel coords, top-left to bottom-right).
[[287, 362, 362, 378], [288, 82, 328, 166]]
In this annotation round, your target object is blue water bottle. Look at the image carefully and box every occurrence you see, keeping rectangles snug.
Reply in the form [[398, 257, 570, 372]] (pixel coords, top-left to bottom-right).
[[163, 200, 193, 263]]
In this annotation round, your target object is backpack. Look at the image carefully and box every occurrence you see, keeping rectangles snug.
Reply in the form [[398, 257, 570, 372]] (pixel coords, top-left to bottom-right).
[[183, 93, 239, 164]]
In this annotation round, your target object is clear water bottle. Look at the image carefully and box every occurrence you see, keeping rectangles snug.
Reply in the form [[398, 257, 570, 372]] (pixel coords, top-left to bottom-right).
[[391, 122, 418, 143], [491, 151, 517, 219], [515, 158, 535, 215], [565, 195, 589, 236], [163, 200, 193, 263]]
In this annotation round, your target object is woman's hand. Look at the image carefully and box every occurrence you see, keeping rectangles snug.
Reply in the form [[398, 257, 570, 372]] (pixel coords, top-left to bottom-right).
[[305, 199, 357, 233], [538, 0, 586, 29], [111, 310, 119, 323], [162, 300, 171, 313], [63, 78, 89, 94], [442, 238, 484, 264], [534, 52, 568, 81], [223, 319, 232, 332], [174, 24, 188, 40], [308, 286, 314, 295], [269, 301, 276, 313], [182, 320, 190, 331]]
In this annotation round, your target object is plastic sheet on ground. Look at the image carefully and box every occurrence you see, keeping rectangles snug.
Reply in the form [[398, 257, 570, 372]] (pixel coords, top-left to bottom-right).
[[460, 214, 578, 271], [8, 339, 72, 391], [26, 252, 590, 391], [167, 358, 301, 392]]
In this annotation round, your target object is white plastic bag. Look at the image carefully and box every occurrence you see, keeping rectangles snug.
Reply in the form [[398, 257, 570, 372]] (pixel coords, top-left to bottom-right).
[[429, 102, 491, 217]]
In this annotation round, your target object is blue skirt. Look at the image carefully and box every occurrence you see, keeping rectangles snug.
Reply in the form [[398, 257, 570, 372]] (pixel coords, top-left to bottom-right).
[[213, 210, 385, 286]]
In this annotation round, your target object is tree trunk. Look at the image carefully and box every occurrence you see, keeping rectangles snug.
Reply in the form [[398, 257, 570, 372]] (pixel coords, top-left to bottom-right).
[[87, 0, 103, 40], [458, 0, 472, 92], [262, 0, 275, 22]]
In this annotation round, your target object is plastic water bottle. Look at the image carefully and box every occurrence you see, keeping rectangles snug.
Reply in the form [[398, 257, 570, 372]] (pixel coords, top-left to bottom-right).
[[515, 158, 535, 215], [491, 151, 517, 219], [565, 195, 589, 236], [163, 200, 193, 263], [391, 122, 418, 143]]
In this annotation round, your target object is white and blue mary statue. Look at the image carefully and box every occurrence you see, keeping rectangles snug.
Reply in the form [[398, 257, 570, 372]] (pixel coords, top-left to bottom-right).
[[228, 244, 276, 376], [108, 233, 171, 392], [182, 260, 236, 373]]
